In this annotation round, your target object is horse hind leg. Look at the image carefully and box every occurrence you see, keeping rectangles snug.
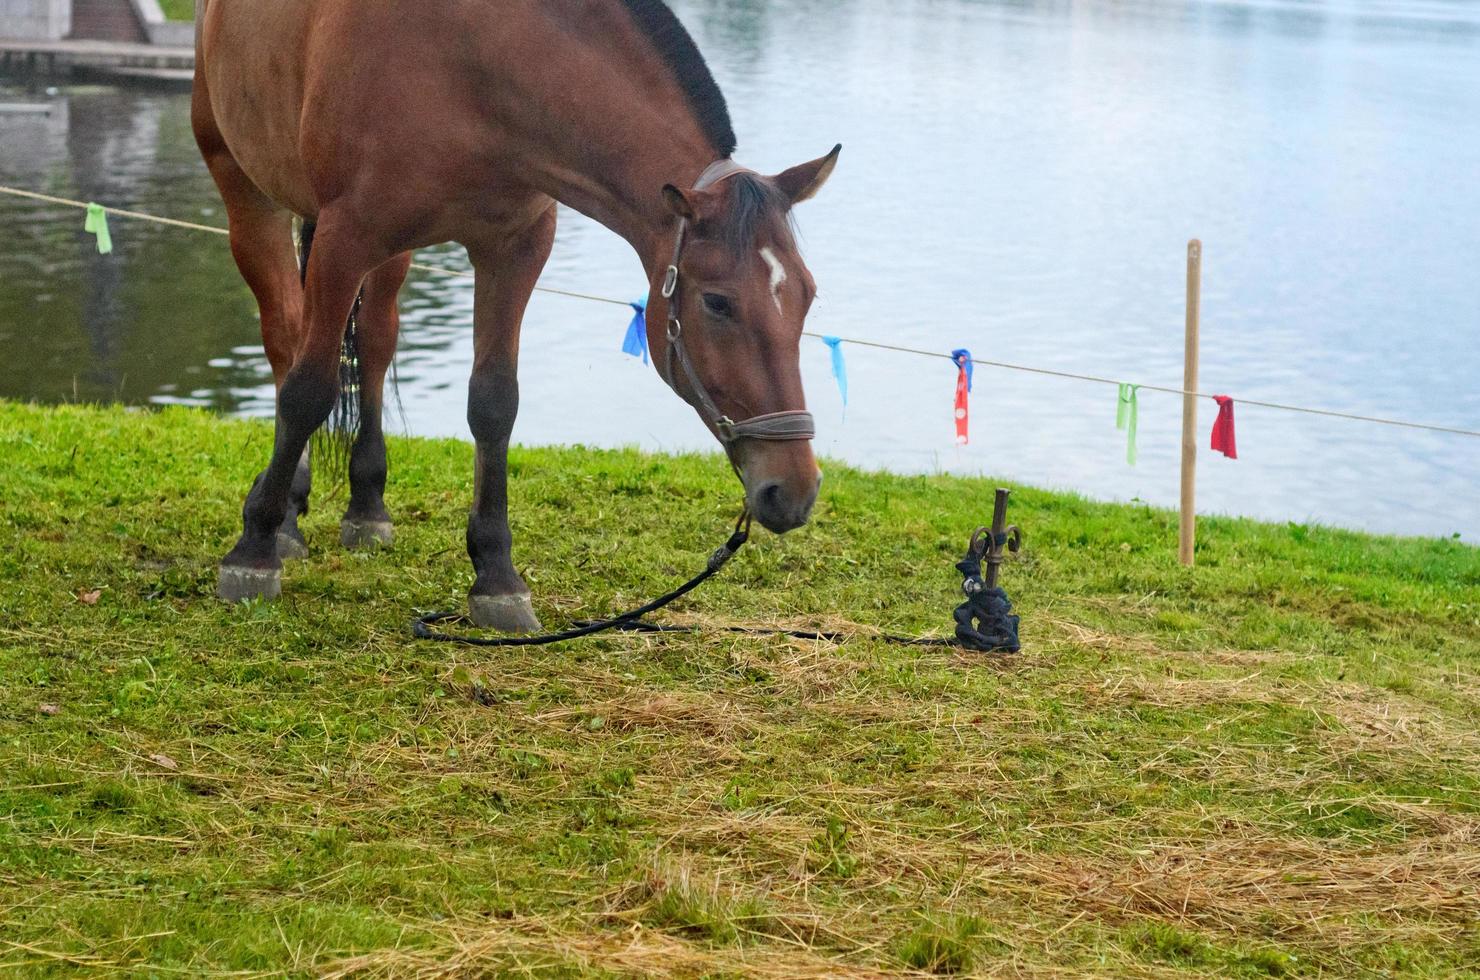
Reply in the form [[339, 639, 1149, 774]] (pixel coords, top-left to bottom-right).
[[217, 208, 386, 602], [232, 211, 314, 563], [196, 156, 316, 567], [338, 252, 411, 550], [193, 58, 312, 567]]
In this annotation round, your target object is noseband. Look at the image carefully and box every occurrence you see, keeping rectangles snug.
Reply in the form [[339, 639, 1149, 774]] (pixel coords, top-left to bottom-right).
[[659, 160, 816, 447]]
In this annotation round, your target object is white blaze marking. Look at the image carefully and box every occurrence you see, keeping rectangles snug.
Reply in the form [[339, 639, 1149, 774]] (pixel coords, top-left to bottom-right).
[[759, 247, 787, 314]]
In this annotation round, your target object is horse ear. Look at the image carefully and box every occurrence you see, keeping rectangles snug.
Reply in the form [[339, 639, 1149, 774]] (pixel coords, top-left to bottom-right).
[[662, 184, 698, 221], [773, 144, 842, 205]]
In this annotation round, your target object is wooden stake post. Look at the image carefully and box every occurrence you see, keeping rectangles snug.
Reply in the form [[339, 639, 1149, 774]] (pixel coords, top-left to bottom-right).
[[1179, 240, 1201, 567]]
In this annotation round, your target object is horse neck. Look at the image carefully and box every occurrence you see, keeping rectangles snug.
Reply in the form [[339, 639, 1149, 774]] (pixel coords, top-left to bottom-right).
[[538, 136, 716, 277], [479, 7, 725, 272]]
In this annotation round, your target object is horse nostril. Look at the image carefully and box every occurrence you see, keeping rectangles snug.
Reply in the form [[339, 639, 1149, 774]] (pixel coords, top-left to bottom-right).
[[748, 478, 814, 534], [757, 481, 784, 515]]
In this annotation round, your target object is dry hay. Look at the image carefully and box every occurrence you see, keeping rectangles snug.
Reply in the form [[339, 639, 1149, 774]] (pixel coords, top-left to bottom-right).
[[634, 790, 1480, 941], [1081, 669, 1480, 761], [315, 915, 902, 979], [1045, 617, 1284, 668], [315, 818, 1480, 977], [1013, 828, 1480, 934], [535, 691, 760, 739]]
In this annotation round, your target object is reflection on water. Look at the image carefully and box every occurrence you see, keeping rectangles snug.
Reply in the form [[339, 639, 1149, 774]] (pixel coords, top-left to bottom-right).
[[1, 0, 1478, 540], [0, 88, 266, 410]]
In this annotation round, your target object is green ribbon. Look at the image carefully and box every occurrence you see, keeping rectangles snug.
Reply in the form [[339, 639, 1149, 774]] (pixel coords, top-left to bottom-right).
[[84, 203, 112, 254], [1116, 383, 1140, 465]]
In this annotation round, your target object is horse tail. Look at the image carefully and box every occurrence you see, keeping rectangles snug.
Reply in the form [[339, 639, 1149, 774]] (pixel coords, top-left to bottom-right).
[[298, 218, 362, 487]]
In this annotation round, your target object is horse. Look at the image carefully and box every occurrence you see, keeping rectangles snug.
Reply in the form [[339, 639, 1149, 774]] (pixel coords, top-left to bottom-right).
[[192, 0, 839, 632]]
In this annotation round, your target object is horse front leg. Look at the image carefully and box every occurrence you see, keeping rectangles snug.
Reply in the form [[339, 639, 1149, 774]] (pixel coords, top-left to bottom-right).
[[218, 210, 383, 602], [464, 206, 556, 632]]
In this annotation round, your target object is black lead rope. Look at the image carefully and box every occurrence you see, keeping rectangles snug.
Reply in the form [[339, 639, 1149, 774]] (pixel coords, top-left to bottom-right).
[[411, 509, 1008, 654], [412, 512, 754, 648], [584, 618, 967, 649]]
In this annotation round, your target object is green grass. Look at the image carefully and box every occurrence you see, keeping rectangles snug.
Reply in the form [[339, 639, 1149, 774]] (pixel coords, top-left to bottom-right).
[[158, 0, 193, 22], [2, 400, 1478, 976]]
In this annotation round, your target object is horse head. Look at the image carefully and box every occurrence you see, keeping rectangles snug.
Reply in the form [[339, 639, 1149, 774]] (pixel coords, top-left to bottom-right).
[[652, 145, 841, 534]]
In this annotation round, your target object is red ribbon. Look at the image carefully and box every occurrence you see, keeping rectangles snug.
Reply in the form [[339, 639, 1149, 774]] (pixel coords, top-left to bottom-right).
[[1210, 395, 1237, 459], [952, 352, 970, 444]]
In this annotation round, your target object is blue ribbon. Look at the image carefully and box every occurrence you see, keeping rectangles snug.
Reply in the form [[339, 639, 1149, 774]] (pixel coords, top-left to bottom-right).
[[821, 336, 848, 409], [951, 349, 973, 391], [623, 293, 649, 364]]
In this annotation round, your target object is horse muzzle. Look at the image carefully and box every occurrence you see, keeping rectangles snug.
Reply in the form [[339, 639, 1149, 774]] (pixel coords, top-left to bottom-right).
[[741, 444, 821, 534]]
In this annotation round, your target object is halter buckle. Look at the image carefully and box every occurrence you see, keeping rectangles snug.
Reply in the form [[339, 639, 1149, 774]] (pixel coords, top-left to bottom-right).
[[661, 264, 679, 299], [715, 416, 738, 441], [666, 318, 682, 341]]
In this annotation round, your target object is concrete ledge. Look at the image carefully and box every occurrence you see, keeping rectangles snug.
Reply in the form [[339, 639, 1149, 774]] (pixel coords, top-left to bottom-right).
[[0, 37, 193, 85], [72, 62, 192, 86], [0, 0, 71, 42], [0, 37, 193, 66], [146, 19, 191, 46], [128, 0, 193, 47]]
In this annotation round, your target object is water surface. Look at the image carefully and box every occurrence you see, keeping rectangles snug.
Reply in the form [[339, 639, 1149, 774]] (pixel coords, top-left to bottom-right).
[[2, 0, 1477, 539]]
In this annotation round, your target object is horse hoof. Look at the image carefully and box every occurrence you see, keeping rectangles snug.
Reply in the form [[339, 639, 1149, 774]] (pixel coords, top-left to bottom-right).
[[276, 531, 309, 560], [341, 519, 394, 551], [469, 593, 542, 634], [217, 565, 281, 603]]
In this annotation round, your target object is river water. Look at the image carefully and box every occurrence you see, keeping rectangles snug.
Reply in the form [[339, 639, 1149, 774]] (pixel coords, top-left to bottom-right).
[[2, 0, 1477, 540]]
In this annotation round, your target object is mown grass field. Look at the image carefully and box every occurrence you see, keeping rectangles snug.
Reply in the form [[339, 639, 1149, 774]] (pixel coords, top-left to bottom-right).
[[2, 401, 1478, 976]]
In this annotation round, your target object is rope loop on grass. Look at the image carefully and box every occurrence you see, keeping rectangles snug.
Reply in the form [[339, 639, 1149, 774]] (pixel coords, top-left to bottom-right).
[[411, 508, 998, 653]]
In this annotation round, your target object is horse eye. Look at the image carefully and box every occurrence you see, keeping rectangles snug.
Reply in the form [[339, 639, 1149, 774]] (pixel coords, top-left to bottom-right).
[[701, 293, 735, 319]]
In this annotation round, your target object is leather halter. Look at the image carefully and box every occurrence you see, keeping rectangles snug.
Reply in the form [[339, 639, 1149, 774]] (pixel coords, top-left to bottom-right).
[[659, 160, 816, 447]]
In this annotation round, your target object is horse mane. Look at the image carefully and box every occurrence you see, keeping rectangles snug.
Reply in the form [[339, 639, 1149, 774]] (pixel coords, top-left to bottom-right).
[[616, 0, 737, 158], [611, 1, 791, 254]]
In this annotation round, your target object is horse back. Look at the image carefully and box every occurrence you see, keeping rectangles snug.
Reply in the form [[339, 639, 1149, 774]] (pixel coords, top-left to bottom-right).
[[197, 0, 682, 246]]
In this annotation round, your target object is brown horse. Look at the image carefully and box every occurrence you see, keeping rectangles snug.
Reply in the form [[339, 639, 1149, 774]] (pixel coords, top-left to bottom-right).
[[192, 0, 839, 631]]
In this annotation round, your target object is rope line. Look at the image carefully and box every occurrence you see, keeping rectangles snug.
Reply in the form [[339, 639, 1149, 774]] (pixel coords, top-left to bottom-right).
[[3, 183, 1476, 439], [0, 186, 631, 306], [796, 333, 1480, 438], [2, 184, 232, 235]]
